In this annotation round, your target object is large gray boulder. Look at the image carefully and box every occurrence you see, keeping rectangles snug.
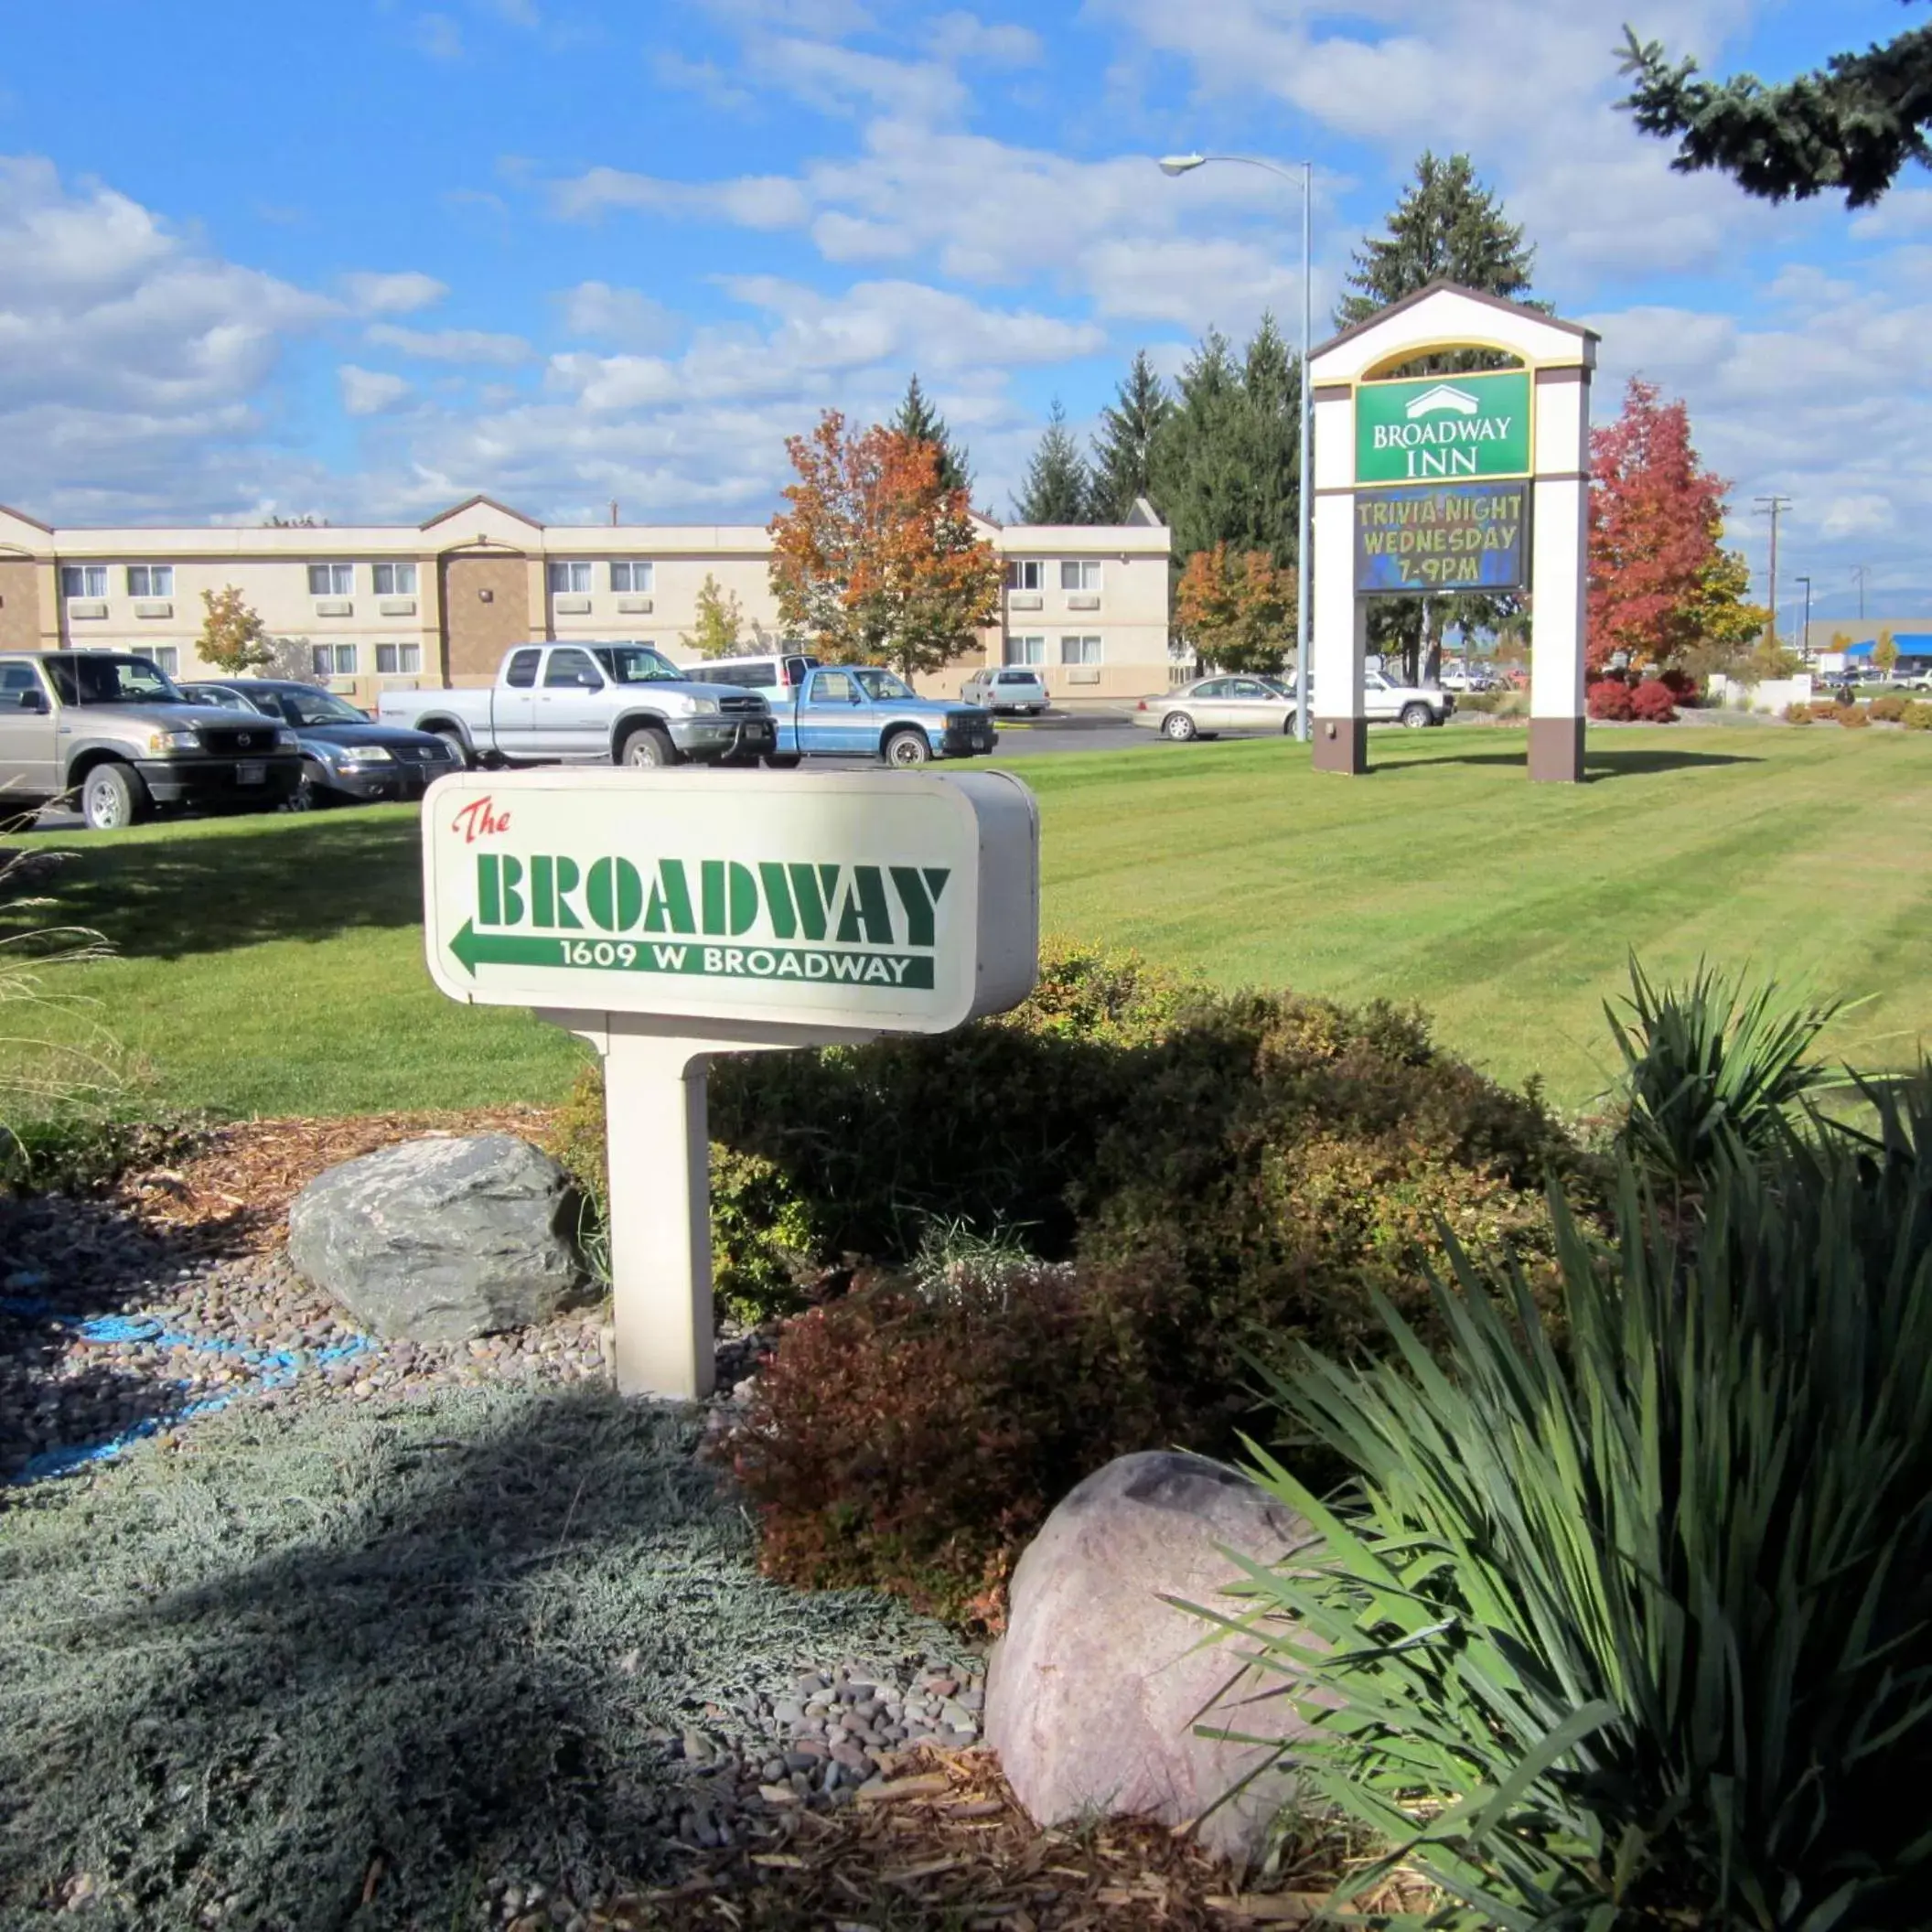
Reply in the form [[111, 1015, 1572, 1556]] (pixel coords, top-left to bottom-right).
[[287, 1134, 589, 1345], [984, 1449, 1321, 1865]]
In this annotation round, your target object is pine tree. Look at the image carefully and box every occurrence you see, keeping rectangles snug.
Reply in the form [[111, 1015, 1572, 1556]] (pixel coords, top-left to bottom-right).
[[1619, 18, 1932, 209], [1339, 154, 1539, 683], [1089, 350, 1173, 523], [1228, 315, 1301, 569], [890, 373, 972, 497], [1336, 151, 1537, 327], [1011, 400, 1094, 525]]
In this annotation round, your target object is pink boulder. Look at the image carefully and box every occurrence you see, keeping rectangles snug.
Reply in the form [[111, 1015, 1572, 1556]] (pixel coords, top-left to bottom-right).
[[984, 1450, 1321, 1864]]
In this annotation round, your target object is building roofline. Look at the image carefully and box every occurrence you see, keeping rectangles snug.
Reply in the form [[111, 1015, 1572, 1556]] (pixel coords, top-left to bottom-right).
[[0, 502, 53, 533], [419, 493, 542, 531], [1309, 279, 1601, 363]]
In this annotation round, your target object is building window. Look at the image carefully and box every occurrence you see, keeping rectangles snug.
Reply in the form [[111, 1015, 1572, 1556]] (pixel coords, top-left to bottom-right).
[[610, 560, 653, 593], [375, 642, 422, 675], [126, 564, 174, 597], [144, 645, 180, 676], [1004, 635, 1046, 666], [60, 565, 108, 598], [1060, 634, 1102, 666], [1005, 561, 1042, 591], [548, 561, 593, 595], [308, 563, 354, 596], [312, 642, 358, 676], [372, 562, 417, 596], [1059, 560, 1102, 592]]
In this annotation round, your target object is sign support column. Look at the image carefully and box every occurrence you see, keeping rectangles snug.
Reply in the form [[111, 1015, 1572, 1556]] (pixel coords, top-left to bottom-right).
[[1310, 381, 1366, 772], [1528, 364, 1592, 783]]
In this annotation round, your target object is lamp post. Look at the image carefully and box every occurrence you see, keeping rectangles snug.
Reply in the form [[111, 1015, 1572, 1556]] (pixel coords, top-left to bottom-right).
[[1158, 152, 1315, 743], [1796, 574, 1812, 659]]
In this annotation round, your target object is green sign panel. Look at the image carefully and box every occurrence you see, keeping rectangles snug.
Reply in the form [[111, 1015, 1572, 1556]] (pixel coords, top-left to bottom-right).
[[1355, 370, 1531, 486]]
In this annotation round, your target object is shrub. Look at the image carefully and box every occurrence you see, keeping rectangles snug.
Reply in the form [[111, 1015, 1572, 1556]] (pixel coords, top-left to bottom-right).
[[1215, 1084, 1932, 1929], [1586, 679, 1635, 721], [1605, 955, 1838, 1189], [719, 949, 1591, 1621], [1839, 701, 1873, 728], [1781, 700, 1810, 724], [1905, 699, 1932, 731], [1869, 692, 1908, 723], [1626, 677, 1679, 723], [1656, 665, 1701, 707]]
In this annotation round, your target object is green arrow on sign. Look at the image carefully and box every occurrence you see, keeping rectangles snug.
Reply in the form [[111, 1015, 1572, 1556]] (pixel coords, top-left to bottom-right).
[[447, 921, 563, 977]]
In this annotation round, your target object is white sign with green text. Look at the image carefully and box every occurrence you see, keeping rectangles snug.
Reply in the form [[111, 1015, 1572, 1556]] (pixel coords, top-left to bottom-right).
[[423, 766, 1040, 1399]]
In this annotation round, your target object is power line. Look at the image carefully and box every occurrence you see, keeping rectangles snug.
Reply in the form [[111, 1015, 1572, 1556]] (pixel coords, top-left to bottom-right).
[[1754, 497, 1792, 642]]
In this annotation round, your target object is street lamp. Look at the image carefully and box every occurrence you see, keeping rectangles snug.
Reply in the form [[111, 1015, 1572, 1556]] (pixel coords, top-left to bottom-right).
[[1796, 574, 1812, 659], [1157, 151, 1315, 744]]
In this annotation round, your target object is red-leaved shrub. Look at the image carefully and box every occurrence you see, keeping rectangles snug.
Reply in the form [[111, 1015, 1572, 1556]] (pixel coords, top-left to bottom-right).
[[1628, 679, 1680, 724], [1589, 679, 1636, 721]]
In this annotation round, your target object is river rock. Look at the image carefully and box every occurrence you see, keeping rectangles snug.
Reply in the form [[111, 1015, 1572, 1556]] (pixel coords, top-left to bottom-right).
[[984, 1449, 1322, 1864], [287, 1135, 588, 1345]]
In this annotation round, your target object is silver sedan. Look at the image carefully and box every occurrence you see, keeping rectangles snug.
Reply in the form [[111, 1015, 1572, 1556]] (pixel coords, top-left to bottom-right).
[[1132, 674, 1299, 741]]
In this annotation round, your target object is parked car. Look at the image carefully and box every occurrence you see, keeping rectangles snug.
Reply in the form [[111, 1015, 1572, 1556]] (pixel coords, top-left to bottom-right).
[[1440, 665, 1497, 692], [774, 665, 996, 767], [188, 679, 464, 809], [1133, 675, 1298, 740], [960, 668, 1050, 715], [679, 651, 822, 695], [1360, 670, 1455, 726], [0, 649, 301, 830], [377, 642, 775, 768]]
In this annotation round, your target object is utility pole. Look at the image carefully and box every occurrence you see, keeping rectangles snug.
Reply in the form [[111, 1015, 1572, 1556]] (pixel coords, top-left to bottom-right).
[[1754, 496, 1792, 644], [1852, 563, 1870, 621]]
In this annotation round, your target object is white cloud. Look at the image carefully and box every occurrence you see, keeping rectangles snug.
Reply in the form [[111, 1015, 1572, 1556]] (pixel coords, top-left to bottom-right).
[[341, 270, 448, 316], [412, 12, 465, 59], [651, 49, 757, 112], [928, 11, 1044, 66], [366, 321, 533, 363], [338, 365, 413, 415], [480, 0, 542, 25], [551, 166, 810, 228], [556, 281, 678, 349]]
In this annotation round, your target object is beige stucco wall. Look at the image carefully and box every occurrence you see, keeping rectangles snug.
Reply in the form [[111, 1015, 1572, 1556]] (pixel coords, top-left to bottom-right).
[[0, 560, 40, 651], [0, 496, 1174, 707]]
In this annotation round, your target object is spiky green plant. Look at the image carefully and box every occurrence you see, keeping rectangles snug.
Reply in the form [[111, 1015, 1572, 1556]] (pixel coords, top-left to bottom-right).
[[1193, 1086, 1932, 1929], [1605, 956, 1840, 1188]]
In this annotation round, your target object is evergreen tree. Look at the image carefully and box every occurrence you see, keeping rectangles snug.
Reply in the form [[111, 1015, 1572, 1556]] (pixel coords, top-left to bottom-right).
[[890, 373, 972, 497], [1338, 154, 1540, 683], [1619, 17, 1932, 209], [1148, 319, 1302, 569], [1337, 151, 1536, 327], [1011, 399, 1094, 525], [1089, 350, 1173, 522]]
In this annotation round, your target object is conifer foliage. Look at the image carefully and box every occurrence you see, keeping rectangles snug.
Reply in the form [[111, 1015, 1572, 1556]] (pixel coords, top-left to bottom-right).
[[1089, 350, 1173, 522], [1010, 399, 1094, 525], [890, 373, 972, 498]]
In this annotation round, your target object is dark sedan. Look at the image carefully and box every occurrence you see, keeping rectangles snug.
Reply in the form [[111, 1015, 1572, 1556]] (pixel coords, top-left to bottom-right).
[[187, 680, 464, 808]]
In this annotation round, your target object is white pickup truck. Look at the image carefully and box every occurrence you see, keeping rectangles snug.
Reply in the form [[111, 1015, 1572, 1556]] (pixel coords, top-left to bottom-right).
[[378, 642, 775, 768]]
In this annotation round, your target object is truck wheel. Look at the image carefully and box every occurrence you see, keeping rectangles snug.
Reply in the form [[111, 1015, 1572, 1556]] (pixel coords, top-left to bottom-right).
[[80, 762, 149, 832], [1399, 703, 1433, 729], [433, 728, 472, 768], [882, 729, 931, 768], [763, 753, 803, 770], [284, 759, 333, 812], [621, 725, 678, 768], [1162, 711, 1197, 742]]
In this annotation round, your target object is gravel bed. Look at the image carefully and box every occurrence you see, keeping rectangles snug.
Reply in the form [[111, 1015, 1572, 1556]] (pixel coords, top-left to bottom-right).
[[0, 1190, 986, 1927]]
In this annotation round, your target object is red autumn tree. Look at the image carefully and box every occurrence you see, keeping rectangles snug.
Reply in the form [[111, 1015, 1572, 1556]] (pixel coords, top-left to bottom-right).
[[1174, 543, 1296, 674], [768, 412, 1004, 681], [1587, 376, 1755, 675]]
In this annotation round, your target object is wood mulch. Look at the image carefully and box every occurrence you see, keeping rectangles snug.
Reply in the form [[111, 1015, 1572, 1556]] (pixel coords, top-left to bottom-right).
[[113, 1106, 559, 1254], [110, 1116, 1440, 1929], [595, 1748, 1434, 1931]]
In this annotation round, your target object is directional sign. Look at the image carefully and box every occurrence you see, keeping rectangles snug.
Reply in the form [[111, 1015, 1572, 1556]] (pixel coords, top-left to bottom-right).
[[1354, 482, 1529, 594], [422, 766, 1039, 1034], [1355, 369, 1532, 486]]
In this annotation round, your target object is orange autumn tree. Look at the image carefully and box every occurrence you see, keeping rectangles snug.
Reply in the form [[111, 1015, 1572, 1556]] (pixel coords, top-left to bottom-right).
[[1174, 542, 1295, 674], [769, 412, 1004, 681]]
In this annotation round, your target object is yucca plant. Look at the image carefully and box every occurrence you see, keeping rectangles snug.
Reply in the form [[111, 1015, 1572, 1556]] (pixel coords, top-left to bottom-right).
[[1606, 956, 1840, 1188], [1196, 1089, 1932, 1928]]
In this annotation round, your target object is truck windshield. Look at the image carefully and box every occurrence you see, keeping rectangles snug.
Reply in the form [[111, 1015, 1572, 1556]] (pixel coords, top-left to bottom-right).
[[592, 647, 682, 685], [853, 669, 914, 702], [44, 654, 188, 706]]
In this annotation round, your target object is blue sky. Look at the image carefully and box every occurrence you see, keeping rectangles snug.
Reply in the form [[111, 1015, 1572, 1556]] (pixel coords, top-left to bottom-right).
[[0, 0, 1925, 618]]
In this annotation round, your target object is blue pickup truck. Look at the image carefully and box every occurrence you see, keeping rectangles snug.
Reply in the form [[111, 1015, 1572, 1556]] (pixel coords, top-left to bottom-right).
[[714, 663, 993, 767]]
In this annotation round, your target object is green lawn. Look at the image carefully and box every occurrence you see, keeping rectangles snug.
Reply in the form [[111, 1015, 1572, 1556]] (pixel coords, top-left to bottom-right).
[[5, 724, 1928, 1118]]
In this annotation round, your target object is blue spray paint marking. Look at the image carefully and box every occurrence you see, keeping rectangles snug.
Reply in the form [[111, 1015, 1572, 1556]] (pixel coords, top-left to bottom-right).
[[4, 1295, 374, 1486]]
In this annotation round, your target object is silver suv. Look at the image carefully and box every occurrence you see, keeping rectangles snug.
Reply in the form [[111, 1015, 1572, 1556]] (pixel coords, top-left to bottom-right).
[[961, 667, 1049, 715], [0, 650, 302, 830]]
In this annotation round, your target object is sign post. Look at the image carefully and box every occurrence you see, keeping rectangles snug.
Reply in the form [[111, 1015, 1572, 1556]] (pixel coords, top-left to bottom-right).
[[422, 766, 1041, 1400]]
